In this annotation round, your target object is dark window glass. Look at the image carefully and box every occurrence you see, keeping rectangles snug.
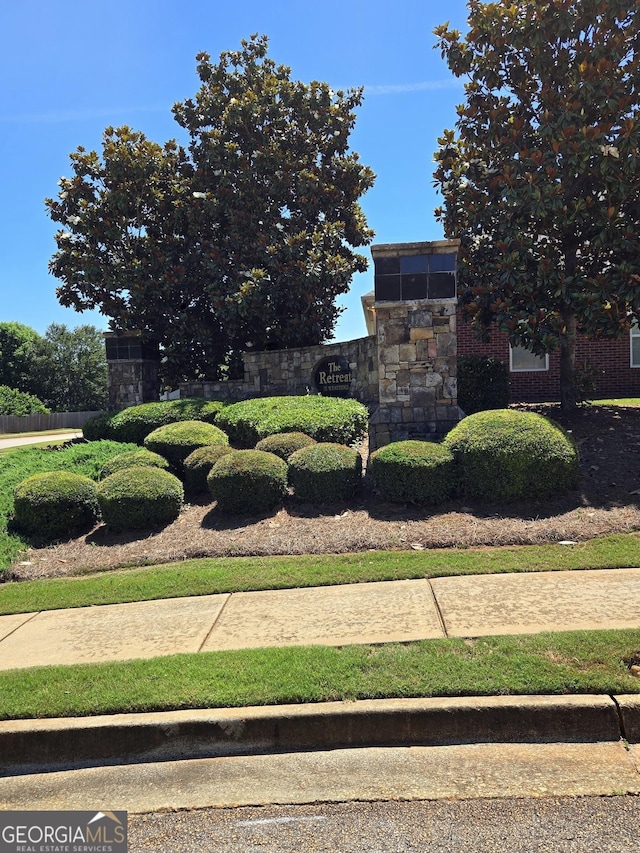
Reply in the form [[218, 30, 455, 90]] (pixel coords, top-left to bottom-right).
[[374, 256, 400, 275], [428, 272, 457, 299], [106, 337, 159, 360], [401, 273, 428, 300], [429, 253, 456, 272], [400, 255, 428, 274], [375, 274, 402, 301], [141, 342, 160, 360]]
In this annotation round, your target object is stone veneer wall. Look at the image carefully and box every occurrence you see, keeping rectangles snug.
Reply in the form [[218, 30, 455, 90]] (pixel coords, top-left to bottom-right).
[[368, 300, 459, 451], [107, 360, 160, 409], [180, 335, 378, 403]]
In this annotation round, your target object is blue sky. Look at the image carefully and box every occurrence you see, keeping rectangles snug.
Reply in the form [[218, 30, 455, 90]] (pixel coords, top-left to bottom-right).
[[0, 0, 470, 344]]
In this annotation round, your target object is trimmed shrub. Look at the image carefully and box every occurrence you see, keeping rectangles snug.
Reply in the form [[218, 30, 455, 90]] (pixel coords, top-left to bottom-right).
[[100, 449, 170, 479], [216, 396, 369, 448], [13, 471, 99, 541], [368, 440, 456, 505], [288, 442, 362, 503], [143, 420, 229, 472], [82, 412, 114, 441], [207, 450, 288, 514], [105, 398, 227, 445], [0, 385, 49, 416], [457, 355, 509, 415], [0, 439, 138, 570], [183, 445, 235, 494], [443, 408, 579, 501], [97, 466, 184, 531], [255, 431, 317, 461]]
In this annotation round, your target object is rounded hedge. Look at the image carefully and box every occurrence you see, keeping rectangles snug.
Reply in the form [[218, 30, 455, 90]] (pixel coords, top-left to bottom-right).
[[255, 431, 317, 460], [88, 398, 227, 444], [97, 466, 184, 531], [143, 420, 229, 471], [13, 471, 100, 541], [207, 450, 288, 514], [288, 442, 362, 503], [100, 448, 170, 479], [443, 408, 579, 501], [82, 412, 115, 441], [216, 396, 369, 448], [183, 444, 235, 494], [368, 440, 456, 505]]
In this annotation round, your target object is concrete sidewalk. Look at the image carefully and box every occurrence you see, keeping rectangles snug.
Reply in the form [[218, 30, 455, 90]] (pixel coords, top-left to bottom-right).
[[0, 431, 82, 449], [1, 567, 640, 800], [1, 567, 640, 671]]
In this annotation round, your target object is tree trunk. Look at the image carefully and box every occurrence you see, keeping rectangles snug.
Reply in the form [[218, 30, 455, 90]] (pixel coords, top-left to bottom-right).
[[559, 305, 578, 412]]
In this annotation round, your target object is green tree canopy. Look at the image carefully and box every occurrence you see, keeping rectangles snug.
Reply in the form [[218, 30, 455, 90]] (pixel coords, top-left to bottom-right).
[[0, 322, 42, 395], [46, 34, 375, 384], [34, 324, 108, 412], [433, 0, 640, 409], [0, 386, 49, 417], [0, 322, 106, 412]]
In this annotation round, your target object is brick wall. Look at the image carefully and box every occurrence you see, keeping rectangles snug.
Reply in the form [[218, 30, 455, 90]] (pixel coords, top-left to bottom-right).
[[457, 311, 640, 401]]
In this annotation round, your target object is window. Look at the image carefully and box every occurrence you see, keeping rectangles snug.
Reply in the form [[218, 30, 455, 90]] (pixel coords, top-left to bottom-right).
[[373, 252, 456, 302], [631, 325, 640, 368], [509, 345, 549, 372]]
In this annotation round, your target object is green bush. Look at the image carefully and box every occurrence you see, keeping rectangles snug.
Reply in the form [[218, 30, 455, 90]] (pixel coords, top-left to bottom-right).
[[0, 439, 138, 571], [183, 445, 235, 494], [13, 471, 99, 541], [443, 409, 579, 501], [82, 412, 114, 441], [143, 420, 229, 472], [97, 466, 184, 531], [255, 431, 317, 460], [0, 385, 49, 416], [216, 396, 369, 448], [100, 449, 170, 479], [457, 356, 509, 415], [207, 450, 288, 514], [288, 442, 362, 503], [102, 398, 227, 445], [368, 440, 456, 505]]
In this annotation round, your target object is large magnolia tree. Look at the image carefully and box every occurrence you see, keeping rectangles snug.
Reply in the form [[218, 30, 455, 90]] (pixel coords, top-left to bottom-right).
[[433, 0, 640, 409], [46, 35, 375, 383]]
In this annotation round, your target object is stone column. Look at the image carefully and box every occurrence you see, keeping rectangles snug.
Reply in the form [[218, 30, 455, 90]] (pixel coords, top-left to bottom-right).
[[105, 333, 161, 410], [368, 240, 461, 451]]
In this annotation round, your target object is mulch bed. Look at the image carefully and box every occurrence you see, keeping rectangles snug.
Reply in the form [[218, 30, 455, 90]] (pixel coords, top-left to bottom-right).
[[10, 404, 640, 581]]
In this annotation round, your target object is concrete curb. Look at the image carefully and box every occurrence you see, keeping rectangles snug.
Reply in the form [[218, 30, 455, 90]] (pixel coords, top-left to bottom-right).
[[617, 693, 640, 742], [1, 693, 637, 777]]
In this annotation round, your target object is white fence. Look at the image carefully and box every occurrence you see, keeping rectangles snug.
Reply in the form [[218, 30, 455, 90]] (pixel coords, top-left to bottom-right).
[[0, 411, 104, 435]]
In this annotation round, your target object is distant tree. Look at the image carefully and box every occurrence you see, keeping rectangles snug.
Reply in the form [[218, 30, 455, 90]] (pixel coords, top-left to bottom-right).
[[0, 386, 49, 416], [433, 0, 640, 410], [34, 324, 107, 412], [46, 34, 375, 384], [0, 322, 43, 396]]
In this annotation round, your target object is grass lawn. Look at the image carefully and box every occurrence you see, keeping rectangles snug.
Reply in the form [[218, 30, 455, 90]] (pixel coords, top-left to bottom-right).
[[1, 532, 639, 615], [592, 398, 640, 406], [0, 628, 638, 720], [0, 533, 639, 720]]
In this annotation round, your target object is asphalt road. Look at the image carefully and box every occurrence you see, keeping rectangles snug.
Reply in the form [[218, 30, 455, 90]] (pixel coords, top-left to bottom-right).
[[129, 796, 640, 852]]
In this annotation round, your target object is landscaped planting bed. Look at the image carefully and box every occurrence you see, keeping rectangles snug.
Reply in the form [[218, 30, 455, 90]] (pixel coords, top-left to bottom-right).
[[3, 403, 640, 580]]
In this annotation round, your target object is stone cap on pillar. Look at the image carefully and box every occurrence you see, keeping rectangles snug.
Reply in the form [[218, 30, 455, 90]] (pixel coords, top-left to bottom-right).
[[371, 239, 460, 304], [104, 332, 160, 362]]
